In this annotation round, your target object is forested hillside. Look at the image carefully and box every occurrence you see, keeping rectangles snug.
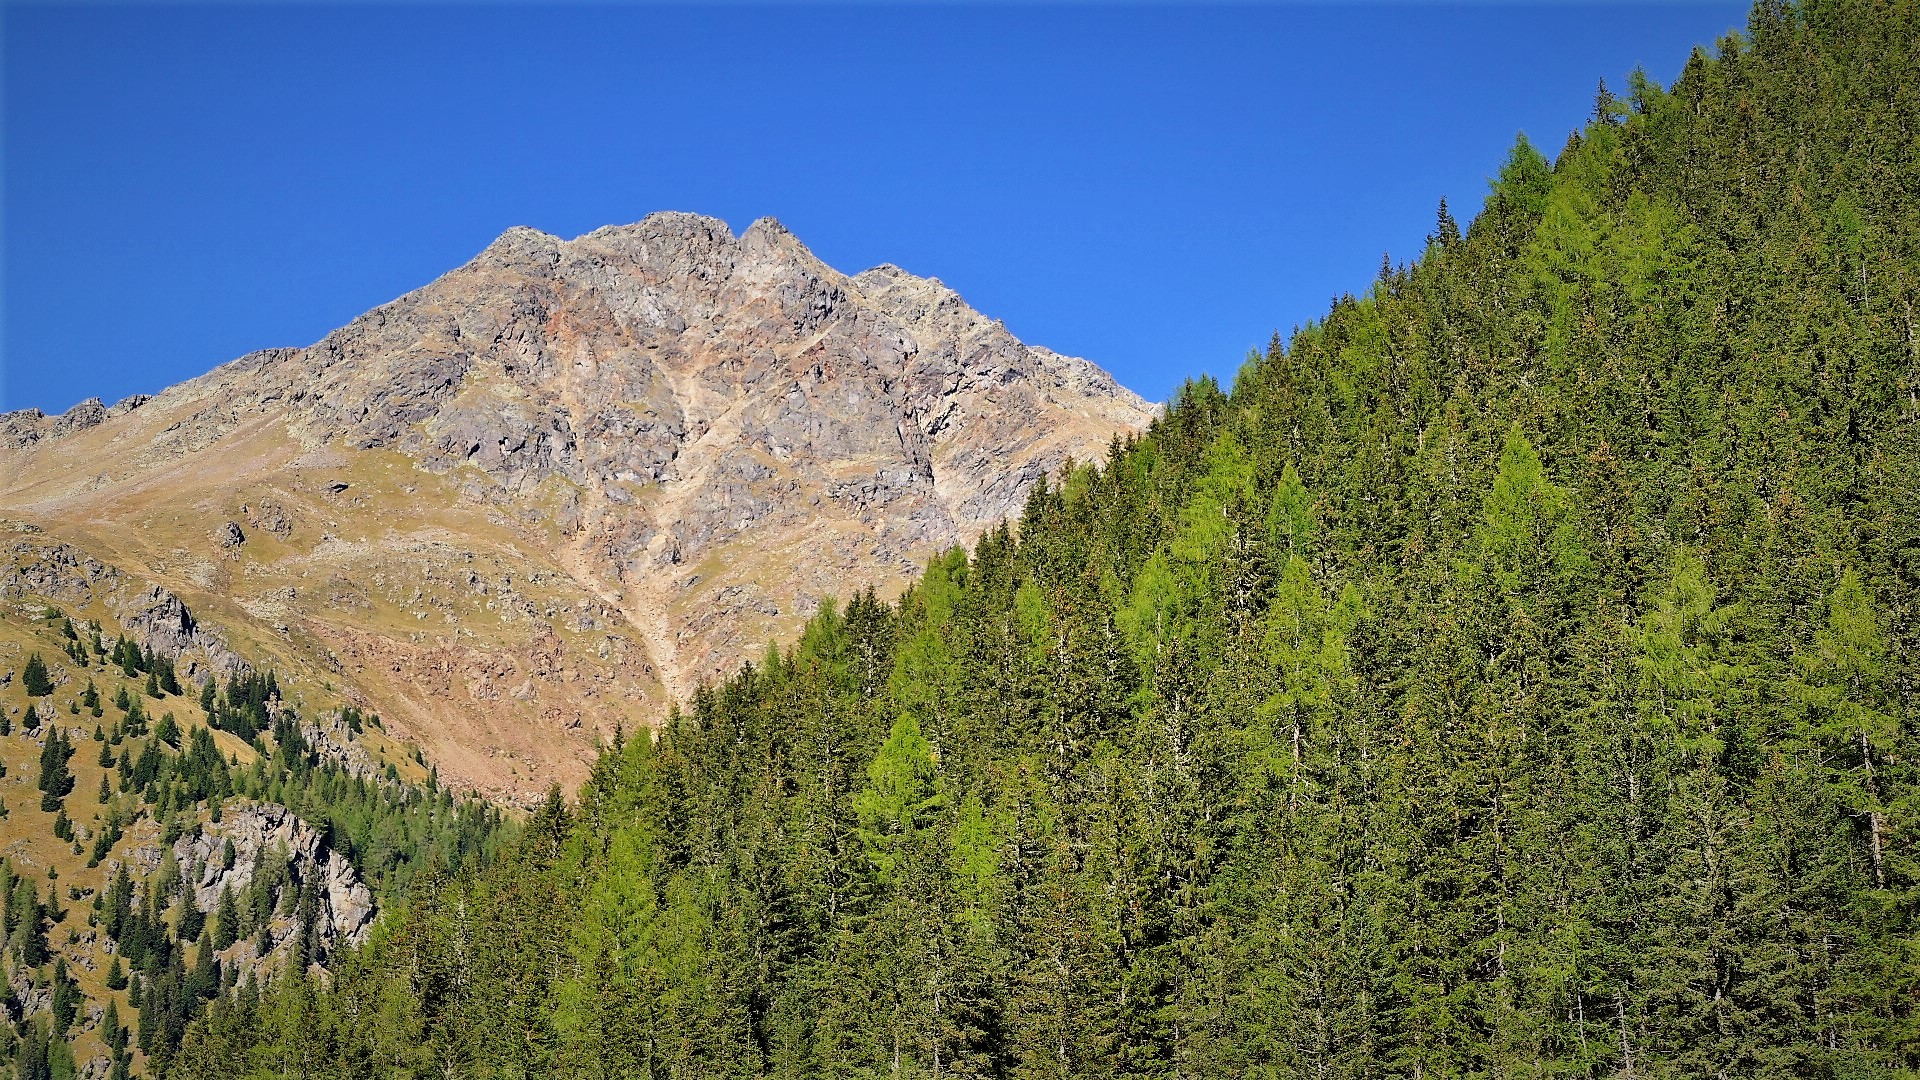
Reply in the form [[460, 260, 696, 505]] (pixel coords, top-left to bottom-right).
[[0, 545, 513, 1079], [172, 2, 1920, 1076]]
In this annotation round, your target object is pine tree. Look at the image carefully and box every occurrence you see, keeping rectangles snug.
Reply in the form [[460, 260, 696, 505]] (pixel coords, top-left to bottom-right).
[[50, 959, 79, 1038], [213, 885, 240, 950], [1434, 196, 1462, 247], [38, 727, 74, 812], [1594, 77, 1623, 124], [1793, 569, 1896, 888], [21, 653, 53, 696], [14, 1019, 49, 1080]]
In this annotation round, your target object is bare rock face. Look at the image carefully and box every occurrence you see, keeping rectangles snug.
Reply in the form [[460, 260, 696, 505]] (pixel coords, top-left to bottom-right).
[[117, 584, 253, 682], [0, 214, 1155, 796], [173, 802, 376, 970], [0, 523, 117, 603], [0, 399, 106, 449], [0, 527, 251, 684], [0, 395, 146, 449], [300, 709, 387, 782]]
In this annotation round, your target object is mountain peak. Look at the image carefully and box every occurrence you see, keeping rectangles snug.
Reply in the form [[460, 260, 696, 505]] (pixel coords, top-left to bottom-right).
[[472, 224, 562, 272], [578, 211, 733, 248], [0, 214, 1153, 797], [741, 214, 793, 240]]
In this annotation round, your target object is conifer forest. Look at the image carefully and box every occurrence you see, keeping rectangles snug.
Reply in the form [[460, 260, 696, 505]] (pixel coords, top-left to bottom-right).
[[54, 0, 1920, 1075]]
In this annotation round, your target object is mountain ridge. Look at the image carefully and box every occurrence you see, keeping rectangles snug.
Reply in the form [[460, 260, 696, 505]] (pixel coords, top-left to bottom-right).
[[0, 212, 1155, 797]]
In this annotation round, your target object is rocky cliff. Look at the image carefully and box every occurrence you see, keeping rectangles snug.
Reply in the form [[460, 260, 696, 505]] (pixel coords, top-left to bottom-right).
[[0, 213, 1155, 797], [171, 803, 377, 973]]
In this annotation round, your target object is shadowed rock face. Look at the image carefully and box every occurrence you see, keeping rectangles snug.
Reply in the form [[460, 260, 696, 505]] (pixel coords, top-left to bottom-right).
[[0, 213, 1155, 797]]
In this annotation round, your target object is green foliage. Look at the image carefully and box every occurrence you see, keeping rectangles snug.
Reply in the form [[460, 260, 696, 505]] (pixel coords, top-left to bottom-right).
[[167, 3, 1920, 1077], [1632, 548, 1741, 758], [2, 653, 514, 1070], [1491, 131, 1553, 219], [37, 727, 74, 812], [21, 653, 53, 697], [854, 714, 946, 882]]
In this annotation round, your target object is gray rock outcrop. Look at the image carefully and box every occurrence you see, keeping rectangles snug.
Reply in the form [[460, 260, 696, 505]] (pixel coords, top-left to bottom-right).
[[0, 395, 143, 450], [1, 527, 254, 690], [172, 802, 376, 970]]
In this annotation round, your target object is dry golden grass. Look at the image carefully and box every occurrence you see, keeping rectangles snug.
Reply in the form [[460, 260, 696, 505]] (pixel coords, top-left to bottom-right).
[[2, 410, 661, 800], [0, 587, 444, 1071]]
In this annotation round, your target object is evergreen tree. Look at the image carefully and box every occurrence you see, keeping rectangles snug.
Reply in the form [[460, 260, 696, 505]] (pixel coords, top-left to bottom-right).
[[1433, 196, 1461, 247], [1793, 569, 1897, 887], [854, 714, 946, 883], [21, 653, 53, 696], [38, 727, 74, 812], [213, 885, 240, 951]]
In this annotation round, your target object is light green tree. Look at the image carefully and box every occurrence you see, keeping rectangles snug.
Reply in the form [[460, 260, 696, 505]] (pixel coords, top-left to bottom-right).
[[855, 715, 946, 884]]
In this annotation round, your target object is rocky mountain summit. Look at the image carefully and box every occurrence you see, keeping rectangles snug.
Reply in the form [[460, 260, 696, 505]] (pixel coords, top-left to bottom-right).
[[0, 214, 1154, 796]]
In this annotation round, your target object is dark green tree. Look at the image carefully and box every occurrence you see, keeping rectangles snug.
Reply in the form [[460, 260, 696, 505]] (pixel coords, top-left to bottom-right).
[[21, 653, 53, 696], [37, 727, 73, 812]]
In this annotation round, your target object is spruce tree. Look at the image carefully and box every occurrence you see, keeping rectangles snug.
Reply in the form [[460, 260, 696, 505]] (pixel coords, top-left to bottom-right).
[[38, 728, 74, 812], [21, 653, 52, 696], [1433, 196, 1461, 247], [1793, 569, 1896, 887]]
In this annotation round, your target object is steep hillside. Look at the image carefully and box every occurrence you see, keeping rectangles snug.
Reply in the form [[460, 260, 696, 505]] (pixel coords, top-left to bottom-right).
[[0, 216, 1154, 798], [0, 526, 507, 1076], [174, 4, 1920, 1077]]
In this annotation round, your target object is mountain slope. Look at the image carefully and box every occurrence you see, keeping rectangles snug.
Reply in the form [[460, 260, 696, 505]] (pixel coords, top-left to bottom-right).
[[171, 3, 1920, 1076], [0, 525, 506, 1077], [0, 215, 1154, 797]]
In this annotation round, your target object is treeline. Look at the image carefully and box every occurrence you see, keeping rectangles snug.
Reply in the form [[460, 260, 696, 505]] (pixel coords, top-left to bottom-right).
[[100, 669, 512, 1072], [4, 610, 514, 1073], [30, 609, 189, 700], [171, 2, 1918, 1077]]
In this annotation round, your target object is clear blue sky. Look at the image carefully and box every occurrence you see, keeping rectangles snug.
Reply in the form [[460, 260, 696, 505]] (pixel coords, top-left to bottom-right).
[[2, 2, 1751, 413]]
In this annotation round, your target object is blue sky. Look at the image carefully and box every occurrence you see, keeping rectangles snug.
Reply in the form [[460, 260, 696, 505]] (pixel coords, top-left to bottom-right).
[[2, 2, 1750, 413]]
